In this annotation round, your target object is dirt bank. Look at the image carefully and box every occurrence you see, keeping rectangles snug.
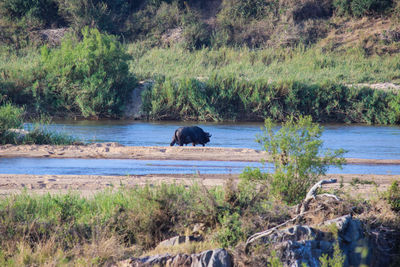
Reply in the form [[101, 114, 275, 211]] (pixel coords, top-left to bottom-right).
[[1, 143, 400, 164]]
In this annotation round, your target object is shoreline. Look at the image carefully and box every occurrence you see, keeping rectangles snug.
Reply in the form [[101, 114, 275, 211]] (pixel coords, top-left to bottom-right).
[[0, 173, 395, 197], [1, 143, 400, 164]]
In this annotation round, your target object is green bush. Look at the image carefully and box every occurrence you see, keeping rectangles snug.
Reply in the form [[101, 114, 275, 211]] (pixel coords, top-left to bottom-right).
[[252, 116, 345, 205], [0, 0, 63, 27], [56, 0, 139, 35], [333, 0, 393, 17], [0, 102, 23, 134], [0, 102, 24, 144], [220, 0, 272, 20], [36, 27, 136, 118], [319, 242, 345, 267], [385, 181, 400, 212], [215, 212, 244, 248], [181, 12, 211, 50]]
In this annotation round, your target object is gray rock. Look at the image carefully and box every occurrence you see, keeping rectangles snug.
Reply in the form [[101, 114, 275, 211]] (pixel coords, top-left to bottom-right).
[[157, 236, 202, 248], [6, 128, 29, 142], [123, 248, 232, 267], [257, 214, 399, 267]]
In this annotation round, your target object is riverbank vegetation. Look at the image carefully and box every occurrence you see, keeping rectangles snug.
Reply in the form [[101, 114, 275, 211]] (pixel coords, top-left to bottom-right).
[[0, 103, 76, 145], [1, 0, 400, 123], [0, 177, 399, 265]]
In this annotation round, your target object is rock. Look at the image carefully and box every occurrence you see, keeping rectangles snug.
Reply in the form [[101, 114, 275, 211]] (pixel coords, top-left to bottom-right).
[[257, 214, 400, 267], [124, 81, 154, 119], [6, 128, 29, 142], [29, 28, 69, 47], [157, 236, 203, 248], [121, 248, 232, 267]]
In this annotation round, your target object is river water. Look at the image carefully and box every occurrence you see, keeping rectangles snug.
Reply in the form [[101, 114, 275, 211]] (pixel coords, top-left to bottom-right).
[[1, 157, 400, 175], [40, 120, 400, 159], [4, 120, 397, 176]]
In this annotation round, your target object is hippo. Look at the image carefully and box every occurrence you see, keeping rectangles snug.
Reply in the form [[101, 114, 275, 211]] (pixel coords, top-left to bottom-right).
[[170, 126, 211, 146]]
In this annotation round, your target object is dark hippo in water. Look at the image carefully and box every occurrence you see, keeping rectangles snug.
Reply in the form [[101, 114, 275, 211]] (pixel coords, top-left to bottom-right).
[[170, 126, 211, 146]]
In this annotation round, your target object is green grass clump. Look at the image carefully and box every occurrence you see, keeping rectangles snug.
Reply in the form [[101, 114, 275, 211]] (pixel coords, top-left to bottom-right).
[[0, 103, 77, 145]]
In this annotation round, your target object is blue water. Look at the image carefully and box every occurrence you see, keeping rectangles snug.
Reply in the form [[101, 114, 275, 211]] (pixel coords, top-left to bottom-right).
[[1, 158, 400, 176], [32, 120, 400, 160]]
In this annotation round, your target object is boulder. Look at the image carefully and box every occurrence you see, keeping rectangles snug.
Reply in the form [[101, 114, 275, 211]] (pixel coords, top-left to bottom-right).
[[157, 236, 203, 248], [121, 248, 232, 267], [260, 214, 399, 267]]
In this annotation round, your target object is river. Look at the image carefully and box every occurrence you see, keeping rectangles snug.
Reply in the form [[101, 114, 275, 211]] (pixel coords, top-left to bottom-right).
[[38, 120, 400, 160], [7, 120, 398, 176]]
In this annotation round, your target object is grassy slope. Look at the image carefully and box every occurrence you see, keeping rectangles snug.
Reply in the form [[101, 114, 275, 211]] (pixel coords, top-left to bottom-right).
[[129, 44, 400, 84]]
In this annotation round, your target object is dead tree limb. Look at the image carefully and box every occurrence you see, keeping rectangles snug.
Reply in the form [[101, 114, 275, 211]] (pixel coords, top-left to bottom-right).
[[246, 179, 339, 248], [300, 179, 338, 214], [245, 207, 323, 246]]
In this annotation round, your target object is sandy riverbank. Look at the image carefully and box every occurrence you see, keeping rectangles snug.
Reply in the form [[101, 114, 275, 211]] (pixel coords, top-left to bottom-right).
[[1, 143, 400, 164], [1, 143, 399, 197], [0, 173, 396, 197]]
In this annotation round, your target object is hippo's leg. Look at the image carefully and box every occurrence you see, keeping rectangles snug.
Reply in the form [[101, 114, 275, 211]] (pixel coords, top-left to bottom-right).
[[202, 143, 205, 147], [192, 143, 196, 146]]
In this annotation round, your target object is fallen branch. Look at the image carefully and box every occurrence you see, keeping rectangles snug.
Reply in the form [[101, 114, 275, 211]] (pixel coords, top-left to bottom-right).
[[245, 207, 323, 246], [246, 179, 340, 248], [300, 179, 338, 214]]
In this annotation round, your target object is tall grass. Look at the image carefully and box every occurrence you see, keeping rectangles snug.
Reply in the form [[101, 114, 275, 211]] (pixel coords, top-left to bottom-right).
[[2, 43, 400, 123], [129, 44, 400, 84], [142, 75, 400, 124]]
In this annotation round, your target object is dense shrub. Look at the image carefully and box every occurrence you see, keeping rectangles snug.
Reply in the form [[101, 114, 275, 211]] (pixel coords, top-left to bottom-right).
[[220, 0, 273, 20], [57, 0, 140, 35], [0, 102, 23, 134], [36, 27, 136, 118], [333, 0, 393, 17], [250, 116, 345, 204], [0, 0, 63, 28], [181, 14, 211, 50], [385, 181, 400, 212]]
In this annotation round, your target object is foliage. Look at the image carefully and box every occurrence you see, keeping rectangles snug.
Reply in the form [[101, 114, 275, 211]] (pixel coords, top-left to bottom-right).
[[57, 0, 139, 35], [181, 13, 210, 50], [22, 118, 77, 145], [141, 74, 400, 124], [319, 242, 345, 267], [0, 102, 24, 144], [0, 104, 77, 145], [0, 102, 23, 134], [384, 181, 400, 212], [220, 0, 273, 20], [254, 116, 345, 204], [37, 27, 135, 118], [333, 0, 393, 17], [215, 212, 244, 248], [0, 0, 63, 28]]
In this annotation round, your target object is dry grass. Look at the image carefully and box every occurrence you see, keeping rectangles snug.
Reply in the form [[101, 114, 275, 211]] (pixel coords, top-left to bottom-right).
[[319, 17, 400, 54], [144, 240, 220, 256]]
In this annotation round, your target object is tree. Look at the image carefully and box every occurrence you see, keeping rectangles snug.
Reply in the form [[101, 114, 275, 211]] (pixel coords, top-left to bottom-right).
[[243, 115, 345, 205]]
